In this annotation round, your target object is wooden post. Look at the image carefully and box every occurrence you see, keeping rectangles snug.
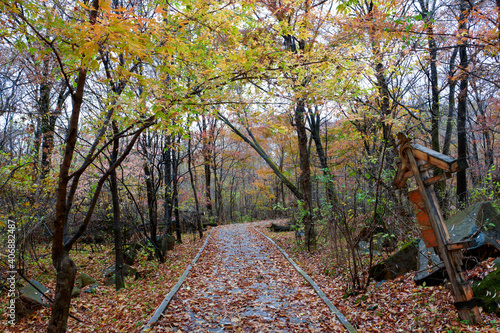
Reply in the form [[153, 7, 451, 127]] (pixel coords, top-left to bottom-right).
[[398, 137, 481, 324]]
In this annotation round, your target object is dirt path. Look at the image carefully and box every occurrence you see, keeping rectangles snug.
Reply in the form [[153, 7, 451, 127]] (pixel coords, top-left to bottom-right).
[[152, 224, 346, 332]]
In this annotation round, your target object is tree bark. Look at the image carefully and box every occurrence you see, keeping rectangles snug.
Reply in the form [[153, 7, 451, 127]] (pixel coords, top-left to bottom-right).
[[417, 0, 445, 199], [307, 109, 339, 206], [47, 251, 76, 333], [457, 0, 469, 206], [295, 100, 315, 250], [443, 47, 458, 156], [110, 121, 124, 290], [202, 116, 213, 217], [188, 135, 203, 239], [48, 63, 89, 333], [144, 160, 162, 261], [164, 135, 172, 234], [172, 143, 182, 243]]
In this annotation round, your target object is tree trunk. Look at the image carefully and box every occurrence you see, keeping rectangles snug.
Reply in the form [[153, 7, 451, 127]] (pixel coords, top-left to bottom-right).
[[172, 144, 182, 243], [457, 0, 469, 207], [110, 121, 124, 290], [48, 64, 90, 333], [307, 109, 339, 206], [144, 161, 163, 261], [47, 251, 76, 333], [41, 85, 68, 179], [38, 63, 51, 176], [418, 0, 445, 199], [443, 47, 458, 156], [295, 100, 315, 250], [218, 112, 303, 200], [164, 135, 172, 234], [188, 136, 203, 239], [212, 157, 223, 224], [202, 117, 213, 217]]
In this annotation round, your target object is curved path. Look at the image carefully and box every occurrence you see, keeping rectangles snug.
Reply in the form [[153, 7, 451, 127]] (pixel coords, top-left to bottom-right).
[[149, 224, 349, 332]]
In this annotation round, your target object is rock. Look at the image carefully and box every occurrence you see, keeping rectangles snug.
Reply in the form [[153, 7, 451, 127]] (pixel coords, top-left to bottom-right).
[[71, 287, 81, 298], [82, 283, 99, 294], [103, 263, 137, 278], [76, 273, 97, 289], [295, 230, 305, 241], [414, 240, 446, 286], [357, 230, 397, 254], [446, 202, 500, 260], [269, 223, 292, 232], [17, 279, 49, 318], [415, 201, 500, 286], [158, 234, 176, 252], [355, 224, 386, 244], [103, 266, 135, 286], [472, 266, 500, 316], [358, 240, 382, 255], [104, 275, 115, 286], [369, 240, 419, 281], [180, 210, 207, 233], [124, 243, 142, 265]]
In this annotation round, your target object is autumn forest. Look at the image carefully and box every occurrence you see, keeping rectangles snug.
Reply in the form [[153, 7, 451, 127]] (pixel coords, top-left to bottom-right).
[[1, 0, 500, 332]]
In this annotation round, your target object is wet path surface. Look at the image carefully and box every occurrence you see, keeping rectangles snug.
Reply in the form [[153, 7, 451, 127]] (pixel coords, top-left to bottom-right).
[[154, 224, 344, 332]]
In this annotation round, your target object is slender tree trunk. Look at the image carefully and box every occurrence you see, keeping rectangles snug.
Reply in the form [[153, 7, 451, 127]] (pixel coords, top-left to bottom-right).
[[164, 135, 172, 234], [295, 100, 315, 250], [418, 0, 445, 199], [202, 117, 213, 217], [188, 136, 203, 239], [212, 158, 222, 224], [48, 251, 76, 333], [41, 85, 68, 180], [218, 113, 303, 199], [110, 121, 124, 290], [172, 144, 182, 242], [38, 63, 51, 174], [457, 0, 469, 206], [48, 33, 94, 330], [467, 116, 480, 184], [144, 162, 162, 261], [443, 47, 458, 156], [307, 109, 339, 206]]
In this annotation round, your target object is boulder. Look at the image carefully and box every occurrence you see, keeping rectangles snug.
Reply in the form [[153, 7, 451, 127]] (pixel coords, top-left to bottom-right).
[[72, 287, 81, 298], [180, 210, 207, 232], [358, 240, 382, 255], [369, 240, 419, 281], [104, 276, 115, 286], [17, 280, 49, 318], [472, 266, 500, 316], [124, 243, 142, 265], [446, 202, 500, 258], [103, 263, 137, 279], [414, 240, 446, 286], [76, 273, 97, 289], [82, 283, 99, 294], [158, 234, 176, 252], [269, 223, 293, 232], [415, 202, 500, 286]]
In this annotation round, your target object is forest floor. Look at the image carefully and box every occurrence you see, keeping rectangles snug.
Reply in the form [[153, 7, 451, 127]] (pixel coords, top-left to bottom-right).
[[152, 224, 345, 332], [2, 220, 500, 332], [254, 220, 500, 333], [1, 233, 206, 332]]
